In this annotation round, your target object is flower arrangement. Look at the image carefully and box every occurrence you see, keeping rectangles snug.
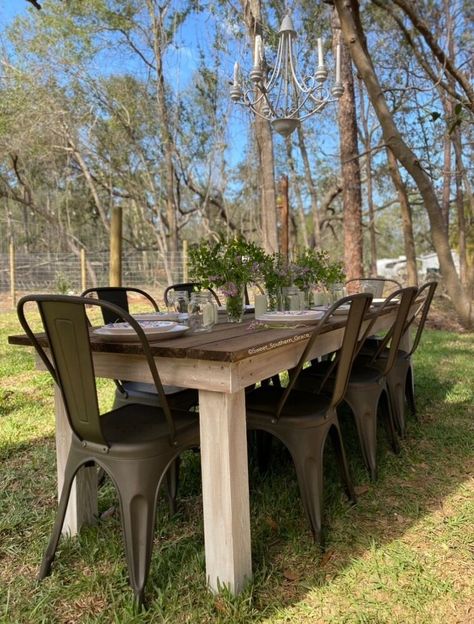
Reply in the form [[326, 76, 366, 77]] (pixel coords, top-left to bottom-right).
[[293, 249, 345, 291], [188, 236, 266, 321], [188, 237, 345, 316], [189, 236, 266, 292]]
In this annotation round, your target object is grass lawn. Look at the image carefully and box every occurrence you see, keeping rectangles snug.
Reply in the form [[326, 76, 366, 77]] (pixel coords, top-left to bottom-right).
[[0, 309, 473, 623]]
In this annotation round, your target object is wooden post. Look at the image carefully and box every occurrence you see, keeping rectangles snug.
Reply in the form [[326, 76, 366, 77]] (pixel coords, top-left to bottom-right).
[[9, 240, 16, 308], [80, 248, 87, 292], [182, 240, 188, 282], [109, 206, 122, 287], [278, 175, 289, 259]]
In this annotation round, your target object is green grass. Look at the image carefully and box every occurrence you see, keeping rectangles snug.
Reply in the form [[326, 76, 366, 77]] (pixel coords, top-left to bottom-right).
[[0, 311, 473, 623]]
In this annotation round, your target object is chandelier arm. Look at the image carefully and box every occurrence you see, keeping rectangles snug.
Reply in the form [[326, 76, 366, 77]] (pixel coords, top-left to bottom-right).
[[264, 37, 284, 93], [243, 102, 273, 121], [307, 90, 333, 106], [287, 91, 325, 118], [287, 43, 319, 95], [243, 88, 268, 108], [298, 100, 332, 121]]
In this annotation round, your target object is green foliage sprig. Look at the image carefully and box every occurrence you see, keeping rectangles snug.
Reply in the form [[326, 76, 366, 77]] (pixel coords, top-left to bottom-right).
[[188, 236, 266, 295]]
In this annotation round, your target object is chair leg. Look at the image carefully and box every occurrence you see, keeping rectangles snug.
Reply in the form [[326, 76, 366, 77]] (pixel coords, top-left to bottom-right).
[[256, 430, 273, 473], [112, 458, 164, 605], [380, 390, 400, 455], [38, 454, 80, 580], [284, 424, 331, 547], [387, 374, 406, 438], [329, 423, 357, 505], [344, 390, 380, 482], [406, 365, 416, 418], [164, 457, 181, 516]]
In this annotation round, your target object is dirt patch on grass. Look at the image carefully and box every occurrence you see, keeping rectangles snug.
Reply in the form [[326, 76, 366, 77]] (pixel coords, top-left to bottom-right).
[[425, 296, 472, 333]]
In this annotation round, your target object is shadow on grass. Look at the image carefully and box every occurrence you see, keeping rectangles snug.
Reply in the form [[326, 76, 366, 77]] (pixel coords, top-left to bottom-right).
[[1, 332, 473, 622]]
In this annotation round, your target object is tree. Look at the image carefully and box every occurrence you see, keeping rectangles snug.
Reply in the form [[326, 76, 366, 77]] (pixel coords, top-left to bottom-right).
[[334, 0, 472, 326]]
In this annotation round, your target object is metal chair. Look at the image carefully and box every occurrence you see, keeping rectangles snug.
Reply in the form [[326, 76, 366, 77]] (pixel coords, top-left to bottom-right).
[[17, 294, 200, 606], [81, 287, 197, 412], [163, 282, 221, 307], [81, 286, 160, 323], [356, 282, 437, 436], [297, 287, 418, 481], [246, 293, 373, 546], [345, 277, 402, 297]]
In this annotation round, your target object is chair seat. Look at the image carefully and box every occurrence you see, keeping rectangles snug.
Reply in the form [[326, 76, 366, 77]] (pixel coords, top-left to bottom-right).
[[246, 385, 333, 428], [100, 404, 198, 457]]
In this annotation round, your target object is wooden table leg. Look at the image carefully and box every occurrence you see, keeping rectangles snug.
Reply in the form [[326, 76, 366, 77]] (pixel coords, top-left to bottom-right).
[[198, 388, 252, 594], [54, 386, 97, 536]]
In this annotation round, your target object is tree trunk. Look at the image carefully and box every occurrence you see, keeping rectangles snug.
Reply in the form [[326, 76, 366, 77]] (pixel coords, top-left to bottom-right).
[[334, 0, 472, 326], [278, 175, 289, 259], [296, 125, 320, 247], [332, 9, 364, 280], [358, 78, 377, 276], [147, 0, 179, 271], [386, 148, 418, 286], [241, 0, 278, 253], [285, 137, 309, 249]]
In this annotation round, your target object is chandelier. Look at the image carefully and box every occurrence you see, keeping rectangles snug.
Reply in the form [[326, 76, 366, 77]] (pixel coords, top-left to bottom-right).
[[230, 12, 344, 137]]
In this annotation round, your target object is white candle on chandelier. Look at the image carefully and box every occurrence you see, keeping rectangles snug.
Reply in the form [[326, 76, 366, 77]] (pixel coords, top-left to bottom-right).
[[254, 34, 262, 67], [336, 43, 341, 83], [317, 37, 324, 67], [233, 62, 239, 85]]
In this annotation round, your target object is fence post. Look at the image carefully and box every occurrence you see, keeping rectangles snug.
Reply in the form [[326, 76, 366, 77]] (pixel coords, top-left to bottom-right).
[[9, 241, 16, 308], [182, 240, 188, 282], [109, 206, 122, 286], [80, 248, 87, 292]]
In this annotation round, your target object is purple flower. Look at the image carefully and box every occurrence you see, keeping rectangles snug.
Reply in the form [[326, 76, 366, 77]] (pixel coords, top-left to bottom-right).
[[222, 281, 239, 297]]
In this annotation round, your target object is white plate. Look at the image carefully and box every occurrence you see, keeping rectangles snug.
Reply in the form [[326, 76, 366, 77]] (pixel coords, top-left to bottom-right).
[[94, 321, 189, 342], [133, 312, 189, 322], [333, 305, 350, 315], [256, 310, 324, 324]]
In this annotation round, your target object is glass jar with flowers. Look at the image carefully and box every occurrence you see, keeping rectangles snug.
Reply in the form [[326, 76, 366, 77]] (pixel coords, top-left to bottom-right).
[[259, 253, 293, 311], [188, 236, 265, 323], [293, 249, 330, 308]]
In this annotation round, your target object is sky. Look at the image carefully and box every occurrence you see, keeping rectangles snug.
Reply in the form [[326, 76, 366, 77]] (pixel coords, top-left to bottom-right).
[[0, 0, 28, 26]]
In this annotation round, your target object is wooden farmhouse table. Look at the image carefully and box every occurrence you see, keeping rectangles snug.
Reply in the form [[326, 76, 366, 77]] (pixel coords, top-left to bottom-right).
[[9, 305, 403, 595]]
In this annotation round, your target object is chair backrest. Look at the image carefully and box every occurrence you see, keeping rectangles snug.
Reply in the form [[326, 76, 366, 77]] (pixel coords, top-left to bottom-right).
[[275, 293, 373, 418], [163, 282, 221, 307], [81, 287, 159, 325], [407, 281, 437, 356], [17, 295, 177, 448], [368, 286, 418, 375], [345, 277, 402, 297]]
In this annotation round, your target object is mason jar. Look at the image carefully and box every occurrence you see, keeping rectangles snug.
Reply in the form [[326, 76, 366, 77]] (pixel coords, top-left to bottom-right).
[[188, 292, 217, 332], [168, 290, 189, 314], [281, 286, 302, 311]]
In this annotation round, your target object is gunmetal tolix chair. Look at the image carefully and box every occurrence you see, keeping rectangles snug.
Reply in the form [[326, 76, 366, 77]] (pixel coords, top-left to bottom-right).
[[298, 287, 418, 481], [18, 294, 200, 606], [246, 293, 373, 546], [163, 282, 221, 307], [81, 286, 197, 412], [356, 281, 438, 436], [345, 277, 402, 297]]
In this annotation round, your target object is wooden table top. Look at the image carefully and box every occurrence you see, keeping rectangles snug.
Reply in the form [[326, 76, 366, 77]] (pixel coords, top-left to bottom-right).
[[8, 306, 391, 364]]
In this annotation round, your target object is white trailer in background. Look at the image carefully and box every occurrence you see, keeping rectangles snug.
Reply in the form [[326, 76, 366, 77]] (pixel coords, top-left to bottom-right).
[[376, 251, 460, 283]]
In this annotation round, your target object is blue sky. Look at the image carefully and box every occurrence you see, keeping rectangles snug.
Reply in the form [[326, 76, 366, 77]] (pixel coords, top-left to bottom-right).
[[0, 1, 28, 26]]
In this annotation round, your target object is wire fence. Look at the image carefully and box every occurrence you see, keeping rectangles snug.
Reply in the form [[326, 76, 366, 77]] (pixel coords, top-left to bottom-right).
[[0, 250, 188, 311]]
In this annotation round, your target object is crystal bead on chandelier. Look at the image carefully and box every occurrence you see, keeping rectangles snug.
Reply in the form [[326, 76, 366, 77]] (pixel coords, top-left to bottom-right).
[[230, 11, 344, 137]]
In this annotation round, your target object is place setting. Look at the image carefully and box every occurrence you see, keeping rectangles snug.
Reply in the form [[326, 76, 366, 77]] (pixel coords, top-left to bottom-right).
[[93, 320, 190, 342]]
